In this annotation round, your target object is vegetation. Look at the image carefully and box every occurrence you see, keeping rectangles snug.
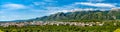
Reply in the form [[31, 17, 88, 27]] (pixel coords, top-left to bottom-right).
[[0, 25, 119, 32]]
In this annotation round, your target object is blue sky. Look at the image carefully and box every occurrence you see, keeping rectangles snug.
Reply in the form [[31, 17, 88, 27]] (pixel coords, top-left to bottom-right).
[[0, 0, 120, 21]]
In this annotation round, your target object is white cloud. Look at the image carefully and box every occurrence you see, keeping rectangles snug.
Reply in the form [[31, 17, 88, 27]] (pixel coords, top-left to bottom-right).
[[44, 3, 101, 14], [75, 2, 116, 8], [87, 0, 104, 2], [1, 3, 27, 10]]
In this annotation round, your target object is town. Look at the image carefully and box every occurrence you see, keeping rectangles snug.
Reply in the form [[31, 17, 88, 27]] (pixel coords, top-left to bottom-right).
[[0, 21, 119, 27]]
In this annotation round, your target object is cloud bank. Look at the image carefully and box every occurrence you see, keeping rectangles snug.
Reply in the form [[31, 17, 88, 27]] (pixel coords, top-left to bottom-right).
[[75, 2, 116, 8]]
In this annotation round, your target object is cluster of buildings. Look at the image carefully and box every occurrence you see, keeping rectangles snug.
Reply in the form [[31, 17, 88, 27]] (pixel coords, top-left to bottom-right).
[[0, 21, 106, 27]]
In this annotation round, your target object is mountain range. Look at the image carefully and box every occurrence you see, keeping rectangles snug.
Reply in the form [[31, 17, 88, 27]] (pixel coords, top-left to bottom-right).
[[26, 8, 120, 22]]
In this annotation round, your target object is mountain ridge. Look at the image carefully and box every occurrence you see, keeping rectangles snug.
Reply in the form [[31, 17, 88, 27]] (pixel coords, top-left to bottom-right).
[[28, 9, 120, 21]]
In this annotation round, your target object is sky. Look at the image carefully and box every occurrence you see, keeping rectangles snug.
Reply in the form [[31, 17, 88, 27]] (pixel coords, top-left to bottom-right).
[[0, 0, 120, 21]]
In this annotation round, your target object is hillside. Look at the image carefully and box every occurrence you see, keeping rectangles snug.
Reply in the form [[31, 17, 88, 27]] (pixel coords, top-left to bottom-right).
[[27, 9, 120, 21]]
